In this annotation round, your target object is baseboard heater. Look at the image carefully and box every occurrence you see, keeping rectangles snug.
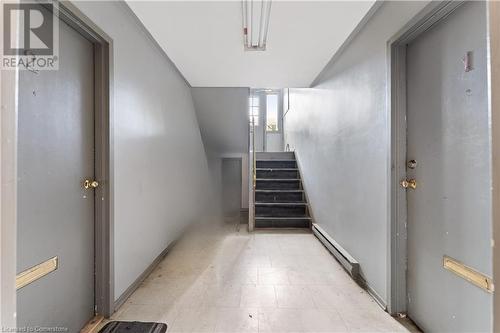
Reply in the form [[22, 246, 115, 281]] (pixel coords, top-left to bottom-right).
[[312, 223, 360, 280]]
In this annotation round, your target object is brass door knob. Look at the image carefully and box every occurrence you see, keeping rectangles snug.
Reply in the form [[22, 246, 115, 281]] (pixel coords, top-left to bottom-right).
[[83, 179, 99, 189], [401, 179, 417, 189]]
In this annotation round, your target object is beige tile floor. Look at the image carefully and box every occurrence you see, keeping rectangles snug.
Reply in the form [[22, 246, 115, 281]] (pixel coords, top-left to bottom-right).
[[100, 220, 419, 333]]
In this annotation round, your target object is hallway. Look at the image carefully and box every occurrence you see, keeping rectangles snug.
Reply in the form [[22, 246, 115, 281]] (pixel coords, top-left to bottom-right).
[[3, 1, 500, 331], [106, 220, 415, 332]]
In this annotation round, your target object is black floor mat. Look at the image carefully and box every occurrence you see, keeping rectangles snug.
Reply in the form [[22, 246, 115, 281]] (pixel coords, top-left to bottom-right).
[[98, 321, 167, 333]]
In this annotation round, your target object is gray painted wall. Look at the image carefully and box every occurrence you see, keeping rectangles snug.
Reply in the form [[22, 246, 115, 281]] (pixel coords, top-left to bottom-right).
[[74, 1, 211, 301], [283, 1, 429, 303], [192, 88, 249, 211]]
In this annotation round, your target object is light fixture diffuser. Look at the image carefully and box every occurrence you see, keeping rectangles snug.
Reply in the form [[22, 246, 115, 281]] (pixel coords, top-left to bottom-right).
[[242, 0, 272, 51]]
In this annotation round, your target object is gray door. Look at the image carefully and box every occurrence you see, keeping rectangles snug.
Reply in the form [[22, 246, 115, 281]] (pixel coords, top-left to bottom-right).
[[406, 2, 492, 332], [221, 158, 242, 218], [17, 11, 95, 331]]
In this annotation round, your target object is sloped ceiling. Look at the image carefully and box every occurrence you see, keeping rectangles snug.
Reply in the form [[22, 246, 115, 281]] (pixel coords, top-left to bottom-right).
[[191, 87, 249, 154]]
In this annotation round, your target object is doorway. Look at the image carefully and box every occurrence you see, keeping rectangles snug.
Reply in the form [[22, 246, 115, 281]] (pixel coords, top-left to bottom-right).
[[249, 89, 284, 152], [221, 158, 242, 221], [16, 3, 111, 330], [264, 91, 283, 152], [390, 2, 492, 332]]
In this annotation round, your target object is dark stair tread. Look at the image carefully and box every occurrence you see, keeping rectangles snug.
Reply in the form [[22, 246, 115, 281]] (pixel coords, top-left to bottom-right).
[[256, 215, 308, 218], [255, 202, 306, 205], [255, 217, 309, 219], [256, 159, 296, 162], [256, 169, 300, 180], [255, 201, 307, 206], [254, 217, 311, 228], [255, 201, 307, 205], [255, 178, 300, 182], [255, 189, 304, 192], [255, 216, 310, 219], [256, 168, 298, 170], [255, 167, 299, 172]]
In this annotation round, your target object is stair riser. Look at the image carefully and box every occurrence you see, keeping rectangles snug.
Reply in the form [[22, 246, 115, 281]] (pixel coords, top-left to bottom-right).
[[256, 160, 296, 168], [256, 170, 299, 179], [255, 205, 307, 217], [255, 192, 304, 203], [255, 219, 310, 228], [256, 180, 301, 190], [256, 152, 295, 160]]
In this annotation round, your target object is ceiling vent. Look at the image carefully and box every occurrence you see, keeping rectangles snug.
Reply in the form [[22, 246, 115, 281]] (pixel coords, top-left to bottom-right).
[[242, 0, 272, 51]]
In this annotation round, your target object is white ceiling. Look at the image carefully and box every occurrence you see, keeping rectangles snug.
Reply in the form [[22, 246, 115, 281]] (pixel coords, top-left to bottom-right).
[[127, 1, 375, 88]]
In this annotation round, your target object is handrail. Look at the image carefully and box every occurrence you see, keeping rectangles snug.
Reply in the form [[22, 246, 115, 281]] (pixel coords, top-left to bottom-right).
[[251, 113, 256, 231], [252, 115, 256, 188]]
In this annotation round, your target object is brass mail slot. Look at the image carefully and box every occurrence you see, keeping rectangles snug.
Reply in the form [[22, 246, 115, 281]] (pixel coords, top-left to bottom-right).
[[16, 256, 58, 290], [443, 255, 494, 293]]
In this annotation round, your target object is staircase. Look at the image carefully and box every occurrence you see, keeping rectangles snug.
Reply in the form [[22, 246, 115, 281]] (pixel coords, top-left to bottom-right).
[[254, 152, 311, 228]]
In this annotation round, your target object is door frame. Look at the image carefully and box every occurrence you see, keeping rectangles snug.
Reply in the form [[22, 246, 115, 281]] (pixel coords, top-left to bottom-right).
[[52, 1, 115, 318], [221, 154, 249, 216], [221, 157, 243, 218], [387, 1, 465, 315], [0, 0, 115, 324], [262, 89, 283, 152], [489, 2, 500, 330]]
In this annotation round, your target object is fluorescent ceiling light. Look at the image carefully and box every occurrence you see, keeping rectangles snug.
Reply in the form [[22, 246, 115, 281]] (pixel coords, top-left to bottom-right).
[[242, 0, 272, 51]]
